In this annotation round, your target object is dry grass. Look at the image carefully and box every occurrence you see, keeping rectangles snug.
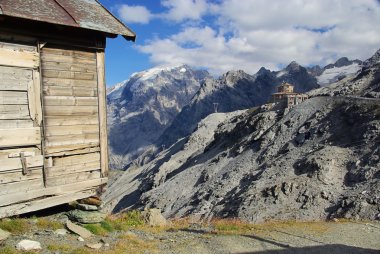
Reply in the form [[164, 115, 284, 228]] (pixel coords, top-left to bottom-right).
[[0, 218, 31, 234], [35, 218, 63, 231], [68, 234, 158, 254]]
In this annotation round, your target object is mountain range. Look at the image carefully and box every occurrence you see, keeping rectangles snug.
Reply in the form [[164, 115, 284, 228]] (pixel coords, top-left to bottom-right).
[[107, 56, 362, 169], [104, 49, 380, 222]]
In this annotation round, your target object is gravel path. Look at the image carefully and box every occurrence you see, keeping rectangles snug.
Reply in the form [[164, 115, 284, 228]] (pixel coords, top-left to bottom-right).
[[2, 220, 379, 253]]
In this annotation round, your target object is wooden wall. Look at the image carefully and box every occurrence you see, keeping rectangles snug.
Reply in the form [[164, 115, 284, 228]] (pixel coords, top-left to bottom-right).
[[0, 41, 45, 213], [41, 46, 102, 187], [0, 40, 108, 218]]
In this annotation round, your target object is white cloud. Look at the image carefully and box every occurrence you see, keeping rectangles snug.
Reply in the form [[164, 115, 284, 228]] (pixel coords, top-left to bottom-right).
[[160, 0, 209, 22], [137, 0, 380, 75], [117, 4, 153, 24]]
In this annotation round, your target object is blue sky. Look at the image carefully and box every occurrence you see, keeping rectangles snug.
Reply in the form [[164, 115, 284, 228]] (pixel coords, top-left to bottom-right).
[[100, 0, 380, 86]]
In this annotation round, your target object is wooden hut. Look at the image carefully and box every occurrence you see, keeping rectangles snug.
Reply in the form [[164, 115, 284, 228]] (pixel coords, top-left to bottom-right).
[[0, 0, 136, 218]]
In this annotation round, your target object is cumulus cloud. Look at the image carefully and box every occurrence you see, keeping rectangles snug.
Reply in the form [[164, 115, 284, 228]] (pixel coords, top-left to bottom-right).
[[137, 0, 380, 75], [160, 0, 209, 22], [117, 4, 153, 24]]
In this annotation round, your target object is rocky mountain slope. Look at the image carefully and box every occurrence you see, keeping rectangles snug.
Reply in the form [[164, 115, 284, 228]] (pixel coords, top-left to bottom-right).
[[107, 56, 360, 169], [155, 63, 319, 155], [107, 65, 210, 169], [104, 50, 380, 223]]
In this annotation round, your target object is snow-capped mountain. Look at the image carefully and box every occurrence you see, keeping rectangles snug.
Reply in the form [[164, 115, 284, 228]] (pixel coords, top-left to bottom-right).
[[107, 64, 210, 169], [315, 57, 362, 86]]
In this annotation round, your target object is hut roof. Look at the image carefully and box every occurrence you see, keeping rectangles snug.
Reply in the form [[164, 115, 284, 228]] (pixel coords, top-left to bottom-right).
[[0, 0, 136, 41]]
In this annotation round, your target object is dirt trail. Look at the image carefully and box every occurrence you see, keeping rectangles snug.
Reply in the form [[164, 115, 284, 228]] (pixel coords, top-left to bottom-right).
[[150, 221, 380, 254]]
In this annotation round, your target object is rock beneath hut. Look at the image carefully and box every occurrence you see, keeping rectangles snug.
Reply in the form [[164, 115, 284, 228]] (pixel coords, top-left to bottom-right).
[[68, 209, 106, 224], [141, 208, 167, 226], [79, 197, 102, 206], [66, 221, 93, 239], [77, 203, 99, 211], [16, 240, 42, 251], [0, 228, 10, 241]]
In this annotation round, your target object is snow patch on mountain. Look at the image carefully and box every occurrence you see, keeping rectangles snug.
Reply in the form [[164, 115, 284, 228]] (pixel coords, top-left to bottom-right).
[[317, 63, 361, 86]]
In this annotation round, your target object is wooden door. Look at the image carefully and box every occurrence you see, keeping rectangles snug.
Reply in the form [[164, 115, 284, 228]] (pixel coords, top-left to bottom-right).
[[0, 41, 44, 207], [41, 46, 102, 188]]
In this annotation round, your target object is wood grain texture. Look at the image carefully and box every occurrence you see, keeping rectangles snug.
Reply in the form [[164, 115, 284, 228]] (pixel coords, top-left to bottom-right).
[[46, 170, 101, 187], [44, 116, 99, 126], [44, 124, 99, 137], [0, 189, 97, 218], [0, 47, 39, 68], [44, 96, 98, 106], [44, 145, 100, 157], [0, 178, 107, 208], [0, 91, 28, 104], [0, 155, 43, 173], [0, 127, 41, 148], [97, 51, 109, 178]]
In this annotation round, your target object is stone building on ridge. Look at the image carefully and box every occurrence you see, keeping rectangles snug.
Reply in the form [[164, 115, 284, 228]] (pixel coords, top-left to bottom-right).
[[271, 82, 308, 108]]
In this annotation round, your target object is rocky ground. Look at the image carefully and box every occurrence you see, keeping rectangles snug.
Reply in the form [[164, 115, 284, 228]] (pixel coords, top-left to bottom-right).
[[1, 211, 379, 254]]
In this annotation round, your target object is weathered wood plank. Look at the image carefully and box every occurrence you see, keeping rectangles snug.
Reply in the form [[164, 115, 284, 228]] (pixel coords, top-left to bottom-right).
[[97, 51, 109, 178], [0, 179, 43, 195], [44, 96, 98, 106], [0, 66, 32, 91], [43, 85, 98, 97], [0, 147, 41, 160], [41, 54, 96, 66], [0, 66, 33, 80], [0, 47, 39, 68], [45, 134, 99, 147], [46, 161, 100, 177], [44, 116, 99, 126], [0, 127, 41, 148], [45, 124, 99, 137], [43, 78, 97, 88], [0, 155, 43, 172], [0, 119, 34, 128], [0, 178, 107, 208], [42, 70, 95, 80], [0, 167, 42, 184], [0, 79, 29, 91], [52, 152, 100, 167], [0, 41, 36, 52], [46, 170, 101, 187], [0, 189, 98, 218], [0, 91, 28, 104], [45, 145, 100, 157], [44, 105, 98, 116], [0, 105, 30, 119], [42, 47, 96, 59], [42, 61, 97, 72], [32, 69, 43, 126]]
